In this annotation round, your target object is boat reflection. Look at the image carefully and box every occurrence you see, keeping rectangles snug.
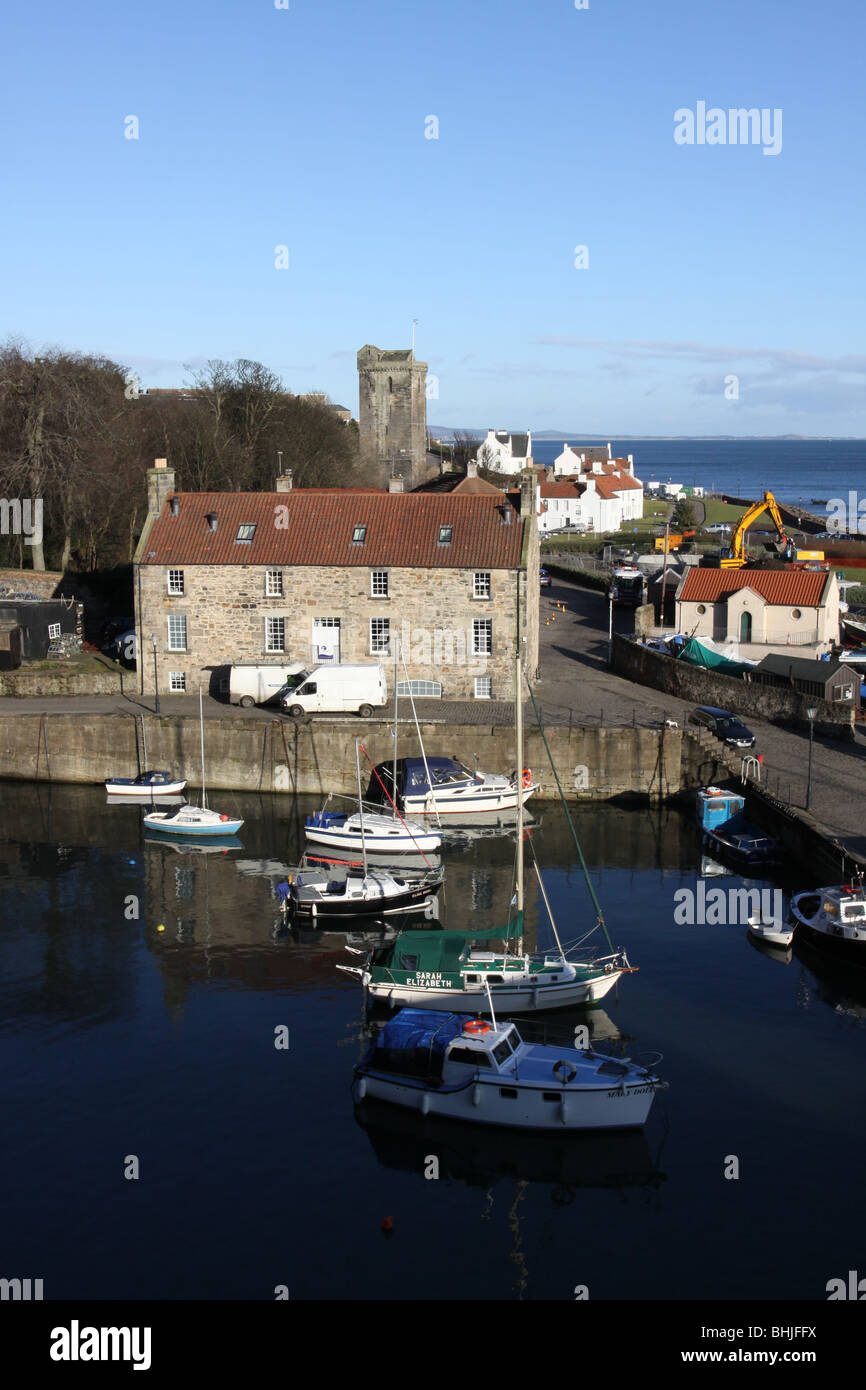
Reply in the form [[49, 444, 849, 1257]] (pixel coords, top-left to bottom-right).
[[795, 936, 866, 1020], [746, 931, 793, 967], [143, 832, 243, 855], [109, 794, 186, 808], [354, 1097, 667, 1194]]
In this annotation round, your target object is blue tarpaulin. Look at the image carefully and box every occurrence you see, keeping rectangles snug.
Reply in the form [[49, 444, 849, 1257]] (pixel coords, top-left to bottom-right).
[[376, 1009, 464, 1057]]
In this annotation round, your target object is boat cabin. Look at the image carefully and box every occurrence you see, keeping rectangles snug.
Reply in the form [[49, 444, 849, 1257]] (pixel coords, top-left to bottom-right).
[[697, 787, 745, 832], [366, 1008, 519, 1082], [365, 757, 480, 805]]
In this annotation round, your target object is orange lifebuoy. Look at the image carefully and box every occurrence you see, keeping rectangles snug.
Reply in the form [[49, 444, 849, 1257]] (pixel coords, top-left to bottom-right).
[[522, 768, 532, 789], [464, 1019, 491, 1034], [220, 814, 229, 822]]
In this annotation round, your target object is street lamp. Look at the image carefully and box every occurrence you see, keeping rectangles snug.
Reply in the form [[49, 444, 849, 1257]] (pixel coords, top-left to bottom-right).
[[806, 707, 817, 810], [151, 634, 160, 715]]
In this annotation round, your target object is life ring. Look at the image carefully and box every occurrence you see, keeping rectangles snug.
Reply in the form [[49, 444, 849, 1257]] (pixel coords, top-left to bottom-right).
[[220, 814, 229, 822], [553, 1060, 577, 1084], [464, 1019, 491, 1034], [522, 768, 532, 789]]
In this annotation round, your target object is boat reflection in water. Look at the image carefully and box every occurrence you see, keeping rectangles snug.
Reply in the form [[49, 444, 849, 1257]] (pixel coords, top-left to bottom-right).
[[746, 931, 793, 968], [354, 1097, 666, 1196], [795, 936, 866, 1021], [143, 832, 244, 855]]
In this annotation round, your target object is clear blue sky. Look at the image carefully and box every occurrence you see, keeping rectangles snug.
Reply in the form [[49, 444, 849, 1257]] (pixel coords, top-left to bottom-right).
[[2, 0, 864, 435]]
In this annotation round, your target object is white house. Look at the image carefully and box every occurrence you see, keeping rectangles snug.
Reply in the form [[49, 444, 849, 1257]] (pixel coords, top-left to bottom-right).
[[538, 470, 643, 534], [476, 429, 533, 476]]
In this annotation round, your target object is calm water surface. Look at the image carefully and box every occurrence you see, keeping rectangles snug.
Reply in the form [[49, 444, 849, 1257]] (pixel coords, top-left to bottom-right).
[[2, 782, 865, 1300]]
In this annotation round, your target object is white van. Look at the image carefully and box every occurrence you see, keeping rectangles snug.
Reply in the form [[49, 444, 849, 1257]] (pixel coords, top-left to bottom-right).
[[281, 663, 387, 717], [229, 662, 310, 708]]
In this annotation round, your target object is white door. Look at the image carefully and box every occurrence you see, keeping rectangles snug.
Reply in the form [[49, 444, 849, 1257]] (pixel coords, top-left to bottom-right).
[[312, 617, 341, 664]]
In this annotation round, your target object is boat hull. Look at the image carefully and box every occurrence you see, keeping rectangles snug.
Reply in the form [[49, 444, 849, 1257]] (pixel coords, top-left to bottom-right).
[[106, 780, 186, 796], [790, 916, 866, 965], [364, 970, 622, 1012], [353, 1070, 658, 1131], [143, 814, 244, 837], [304, 826, 442, 854], [403, 784, 536, 818], [290, 881, 439, 920]]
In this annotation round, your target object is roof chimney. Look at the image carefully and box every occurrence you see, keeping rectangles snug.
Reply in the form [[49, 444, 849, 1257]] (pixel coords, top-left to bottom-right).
[[147, 457, 176, 515], [205, 512, 218, 532], [466, 459, 478, 479], [276, 469, 293, 492], [388, 474, 404, 493]]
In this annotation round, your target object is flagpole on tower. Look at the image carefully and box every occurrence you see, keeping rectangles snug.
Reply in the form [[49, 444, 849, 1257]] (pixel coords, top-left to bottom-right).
[[411, 318, 418, 353]]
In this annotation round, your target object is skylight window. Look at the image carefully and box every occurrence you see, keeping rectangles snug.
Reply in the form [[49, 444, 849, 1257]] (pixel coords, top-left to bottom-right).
[[236, 523, 256, 543], [438, 525, 453, 545], [352, 525, 367, 544]]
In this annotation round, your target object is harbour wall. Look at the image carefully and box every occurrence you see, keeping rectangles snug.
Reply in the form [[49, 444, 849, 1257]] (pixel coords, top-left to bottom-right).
[[0, 712, 711, 802]]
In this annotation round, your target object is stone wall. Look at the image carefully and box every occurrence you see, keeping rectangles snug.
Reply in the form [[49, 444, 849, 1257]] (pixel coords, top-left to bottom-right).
[[0, 568, 65, 598], [613, 633, 854, 738], [136, 562, 526, 702], [0, 711, 690, 801], [0, 662, 122, 697]]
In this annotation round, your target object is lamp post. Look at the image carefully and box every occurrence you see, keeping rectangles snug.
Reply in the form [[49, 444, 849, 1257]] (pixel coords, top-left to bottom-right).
[[806, 707, 817, 810], [151, 634, 160, 715]]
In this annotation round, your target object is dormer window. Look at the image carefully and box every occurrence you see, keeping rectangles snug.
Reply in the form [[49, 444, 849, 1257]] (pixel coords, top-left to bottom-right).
[[352, 525, 367, 544], [438, 525, 453, 545], [236, 523, 256, 543]]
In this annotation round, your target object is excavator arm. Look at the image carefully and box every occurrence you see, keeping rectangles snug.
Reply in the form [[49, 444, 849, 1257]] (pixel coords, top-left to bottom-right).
[[721, 491, 792, 568]]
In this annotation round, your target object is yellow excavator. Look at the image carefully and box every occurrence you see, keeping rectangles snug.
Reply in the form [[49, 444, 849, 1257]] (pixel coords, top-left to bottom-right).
[[720, 491, 795, 569]]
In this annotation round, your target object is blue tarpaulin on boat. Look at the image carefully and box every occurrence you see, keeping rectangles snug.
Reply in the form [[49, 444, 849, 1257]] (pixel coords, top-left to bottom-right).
[[375, 1009, 464, 1057]]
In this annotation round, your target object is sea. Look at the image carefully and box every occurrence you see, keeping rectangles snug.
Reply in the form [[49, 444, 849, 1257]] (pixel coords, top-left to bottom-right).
[[529, 438, 866, 509], [3, 781, 866, 1301]]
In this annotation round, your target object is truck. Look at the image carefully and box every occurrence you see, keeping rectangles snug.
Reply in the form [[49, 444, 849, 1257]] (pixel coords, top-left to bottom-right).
[[228, 662, 310, 708], [280, 663, 388, 718]]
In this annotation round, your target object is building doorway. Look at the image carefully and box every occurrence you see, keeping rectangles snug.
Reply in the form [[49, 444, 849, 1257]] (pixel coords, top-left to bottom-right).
[[312, 617, 341, 663], [739, 610, 752, 642]]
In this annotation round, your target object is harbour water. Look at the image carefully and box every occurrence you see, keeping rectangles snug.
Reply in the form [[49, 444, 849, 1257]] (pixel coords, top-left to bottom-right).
[[531, 438, 866, 509], [2, 781, 865, 1300]]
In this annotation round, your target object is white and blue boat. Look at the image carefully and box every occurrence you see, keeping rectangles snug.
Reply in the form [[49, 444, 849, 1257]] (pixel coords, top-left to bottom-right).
[[696, 787, 780, 867], [106, 770, 187, 797], [304, 806, 441, 857], [353, 1009, 666, 1131]]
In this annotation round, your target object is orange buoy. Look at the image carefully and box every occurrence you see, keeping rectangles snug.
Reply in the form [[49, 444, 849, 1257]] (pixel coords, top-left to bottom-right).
[[522, 768, 532, 789], [464, 1019, 491, 1034], [381, 1217, 394, 1234]]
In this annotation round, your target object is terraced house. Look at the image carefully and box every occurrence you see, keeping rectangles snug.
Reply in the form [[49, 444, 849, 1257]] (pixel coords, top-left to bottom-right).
[[134, 460, 539, 702]]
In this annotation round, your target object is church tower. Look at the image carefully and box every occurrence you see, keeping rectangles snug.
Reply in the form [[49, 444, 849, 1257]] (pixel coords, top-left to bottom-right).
[[357, 344, 428, 487]]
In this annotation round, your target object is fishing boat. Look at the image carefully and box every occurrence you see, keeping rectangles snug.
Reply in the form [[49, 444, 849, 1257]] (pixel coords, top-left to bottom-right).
[[789, 883, 866, 964], [106, 770, 187, 796], [352, 1008, 666, 1131], [696, 787, 780, 867], [280, 741, 443, 920], [143, 690, 244, 838]]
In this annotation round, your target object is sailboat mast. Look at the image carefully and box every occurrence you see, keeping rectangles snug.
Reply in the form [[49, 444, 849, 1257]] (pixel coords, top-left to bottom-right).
[[355, 739, 368, 877], [392, 633, 398, 819], [199, 687, 207, 810], [516, 651, 524, 912], [141, 714, 147, 774]]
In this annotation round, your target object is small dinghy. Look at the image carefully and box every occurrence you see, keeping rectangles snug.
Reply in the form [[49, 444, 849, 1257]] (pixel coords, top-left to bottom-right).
[[747, 914, 794, 948], [353, 1008, 666, 1131], [105, 770, 187, 797]]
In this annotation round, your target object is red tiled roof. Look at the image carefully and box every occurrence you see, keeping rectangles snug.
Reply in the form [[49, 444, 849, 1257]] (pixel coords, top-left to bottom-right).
[[679, 568, 831, 607], [540, 480, 585, 498], [140, 490, 525, 569]]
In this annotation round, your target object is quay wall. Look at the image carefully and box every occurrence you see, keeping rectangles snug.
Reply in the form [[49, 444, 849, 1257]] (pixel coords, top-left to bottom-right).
[[613, 633, 855, 740], [0, 712, 696, 802]]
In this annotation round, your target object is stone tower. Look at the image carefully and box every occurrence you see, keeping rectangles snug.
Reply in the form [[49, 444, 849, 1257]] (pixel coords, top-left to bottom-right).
[[357, 344, 428, 487]]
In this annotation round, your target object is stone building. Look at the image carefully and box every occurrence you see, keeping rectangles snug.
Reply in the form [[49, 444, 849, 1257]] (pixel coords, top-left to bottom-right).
[[133, 460, 539, 703], [357, 345, 429, 489], [676, 568, 840, 651]]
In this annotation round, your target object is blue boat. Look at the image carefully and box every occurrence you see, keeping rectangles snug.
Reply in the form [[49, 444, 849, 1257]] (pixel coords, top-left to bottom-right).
[[696, 787, 780, 868]]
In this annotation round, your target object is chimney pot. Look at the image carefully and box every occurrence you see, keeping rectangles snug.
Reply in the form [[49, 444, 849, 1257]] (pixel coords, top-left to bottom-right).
[[206, 512, 218, 532], [388, 474, 404, 493], [154, 457, 167, 470], [276, 469, 293, 493], [169, 496, 180, 517]]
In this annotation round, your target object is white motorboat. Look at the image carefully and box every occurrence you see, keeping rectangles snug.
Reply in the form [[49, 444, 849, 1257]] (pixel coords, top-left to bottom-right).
[[353, 1009, 667, 1131], [105, 770, 187, 797], [142, 690, 243, 838], [364, 756, 536, 818]]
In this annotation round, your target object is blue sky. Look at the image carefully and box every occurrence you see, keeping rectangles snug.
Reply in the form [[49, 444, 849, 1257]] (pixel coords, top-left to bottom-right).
[[2, 0, 864, 435]]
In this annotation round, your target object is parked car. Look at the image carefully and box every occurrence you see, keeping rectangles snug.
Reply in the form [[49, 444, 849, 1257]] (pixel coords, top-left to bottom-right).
[[703, 523, 731, 534], [689, 705, 756, 748], [108, 630, 137, 665], [539, 567, 552, 588]]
